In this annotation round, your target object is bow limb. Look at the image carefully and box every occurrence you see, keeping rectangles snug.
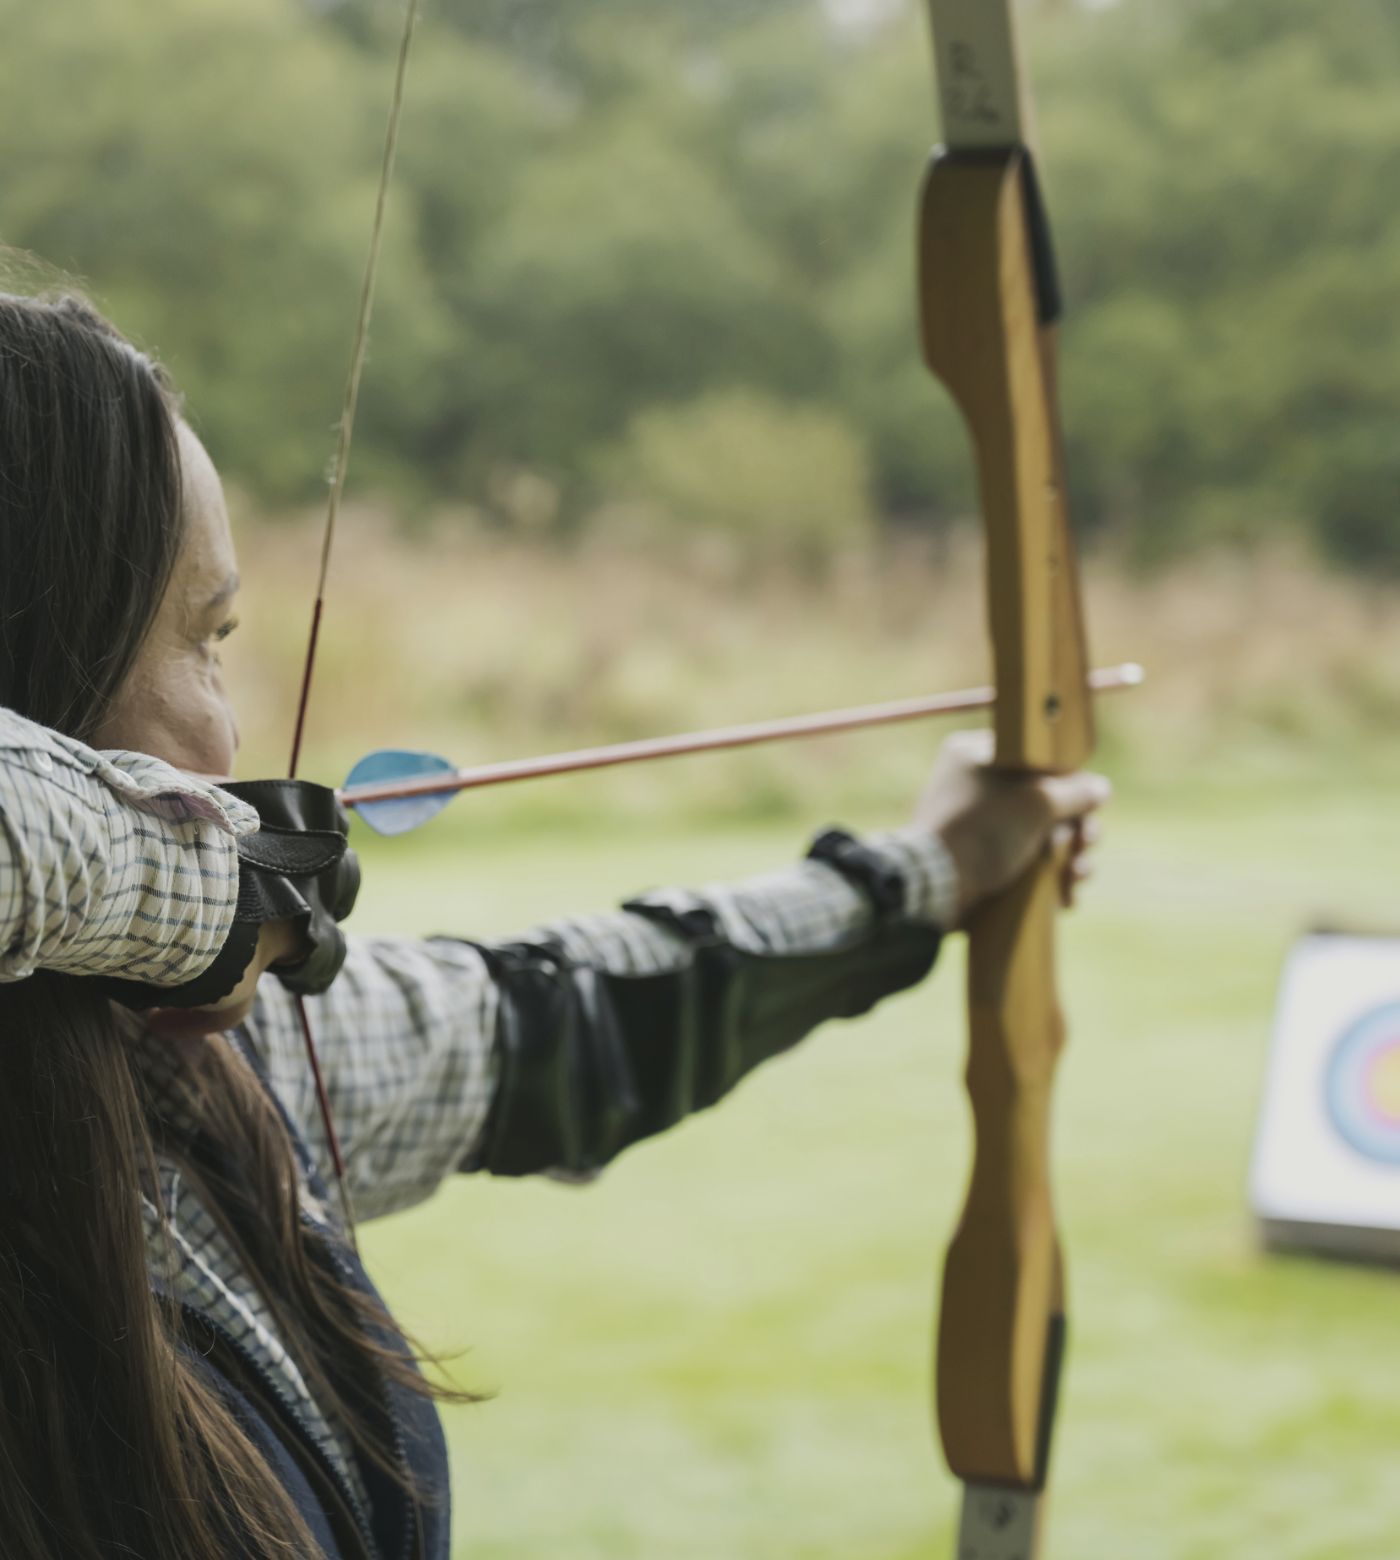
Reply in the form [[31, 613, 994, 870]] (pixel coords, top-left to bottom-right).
[[918, 2, 1094, 1553]]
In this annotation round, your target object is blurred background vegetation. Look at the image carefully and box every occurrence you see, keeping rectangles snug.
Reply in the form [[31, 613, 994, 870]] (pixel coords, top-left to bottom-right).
[[4, 0, 1397, 788], [7, 1, 1400, 1555], [4, 0, 1400, 569]]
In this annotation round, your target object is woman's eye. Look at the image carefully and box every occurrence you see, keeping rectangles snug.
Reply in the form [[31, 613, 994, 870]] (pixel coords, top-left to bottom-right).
[[203, 617, 238, 662]]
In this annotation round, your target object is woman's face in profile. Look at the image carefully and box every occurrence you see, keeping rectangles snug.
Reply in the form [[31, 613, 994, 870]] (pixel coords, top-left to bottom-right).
[[93, 420, 242, 777]]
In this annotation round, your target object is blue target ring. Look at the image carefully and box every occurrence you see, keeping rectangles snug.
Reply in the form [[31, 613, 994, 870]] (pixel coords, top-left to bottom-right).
[[1325, 1001, 1400, 1165]]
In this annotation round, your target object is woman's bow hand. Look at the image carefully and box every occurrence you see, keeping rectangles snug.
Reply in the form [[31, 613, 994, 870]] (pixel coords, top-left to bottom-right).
[[914, 730, 1111, 927]]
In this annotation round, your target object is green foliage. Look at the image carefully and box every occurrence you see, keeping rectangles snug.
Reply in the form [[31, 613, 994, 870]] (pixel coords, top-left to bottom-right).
[[1045, 0, 1400, 567], [464, 127, 827, 477], [3, 0, 1400, 564], [600, 390, 874, 563]]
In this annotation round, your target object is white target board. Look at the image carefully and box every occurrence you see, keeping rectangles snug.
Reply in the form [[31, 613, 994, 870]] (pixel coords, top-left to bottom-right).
[[1251, 932, 1400, 1260]]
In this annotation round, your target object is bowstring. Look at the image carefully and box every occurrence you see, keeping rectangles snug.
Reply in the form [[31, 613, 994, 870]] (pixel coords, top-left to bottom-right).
[[287, 0, 422, 1247]]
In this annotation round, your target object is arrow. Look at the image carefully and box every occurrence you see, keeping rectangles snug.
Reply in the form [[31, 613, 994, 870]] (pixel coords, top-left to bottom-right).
[[337, 662, 1141, 836]]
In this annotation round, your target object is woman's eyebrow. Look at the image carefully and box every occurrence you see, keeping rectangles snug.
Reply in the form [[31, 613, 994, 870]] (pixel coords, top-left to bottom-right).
[[203, 572, 240, 614]]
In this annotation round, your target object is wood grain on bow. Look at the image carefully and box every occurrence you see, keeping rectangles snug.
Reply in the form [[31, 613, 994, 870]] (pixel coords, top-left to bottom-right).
[[918, 2, 1094, 1554]]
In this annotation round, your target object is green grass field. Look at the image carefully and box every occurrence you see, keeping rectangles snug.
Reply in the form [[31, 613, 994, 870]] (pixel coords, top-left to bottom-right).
[[342, 767, 1400, 1559]]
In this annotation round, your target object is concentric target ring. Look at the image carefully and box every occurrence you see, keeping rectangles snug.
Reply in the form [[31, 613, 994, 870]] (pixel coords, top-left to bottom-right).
[[1325, 1001, 1400, 1165]]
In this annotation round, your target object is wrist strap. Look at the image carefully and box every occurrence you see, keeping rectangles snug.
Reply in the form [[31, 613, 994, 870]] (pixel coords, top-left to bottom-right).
[[807, 828, 906, 920]]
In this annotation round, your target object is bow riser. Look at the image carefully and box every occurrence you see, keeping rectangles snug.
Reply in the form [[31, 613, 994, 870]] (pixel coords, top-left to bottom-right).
[[917, 136, 1094, 1556]]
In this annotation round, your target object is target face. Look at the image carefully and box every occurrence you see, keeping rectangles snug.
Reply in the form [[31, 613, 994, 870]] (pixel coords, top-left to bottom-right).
[[1325, 1000, 1400, 1165], [1252, 935, 1400, 1256]]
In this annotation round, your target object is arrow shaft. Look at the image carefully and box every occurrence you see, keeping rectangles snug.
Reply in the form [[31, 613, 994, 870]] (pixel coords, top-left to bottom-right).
[[337, 662, 1139, 809]]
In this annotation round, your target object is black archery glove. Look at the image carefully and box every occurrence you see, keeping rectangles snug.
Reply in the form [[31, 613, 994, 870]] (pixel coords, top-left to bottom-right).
[[105, 778, 361, 1012]]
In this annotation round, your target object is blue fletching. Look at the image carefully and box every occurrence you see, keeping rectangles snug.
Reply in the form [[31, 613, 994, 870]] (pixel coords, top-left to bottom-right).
[[343, 748, 458, 837]]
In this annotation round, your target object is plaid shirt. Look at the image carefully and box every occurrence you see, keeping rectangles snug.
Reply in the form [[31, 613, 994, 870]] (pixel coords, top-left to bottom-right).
[[0, 706, 258, 985], [1, 707, 958, 1538]]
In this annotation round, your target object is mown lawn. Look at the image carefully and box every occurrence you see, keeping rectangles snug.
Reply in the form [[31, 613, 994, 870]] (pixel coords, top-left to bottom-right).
[[350, 770, 1400, 1559]]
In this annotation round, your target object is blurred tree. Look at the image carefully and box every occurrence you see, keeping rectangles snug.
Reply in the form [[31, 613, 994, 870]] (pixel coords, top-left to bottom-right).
[[460, 117, 832, 484], [0, 0, 448, 498], [600, 388, 874, 564], [1, 0, 1398, 565], [1044, 0, 1400, 566]]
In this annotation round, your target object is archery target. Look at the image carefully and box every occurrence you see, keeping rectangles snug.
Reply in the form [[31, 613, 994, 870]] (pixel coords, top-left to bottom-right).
[[1251, 933, 1400, 1260]]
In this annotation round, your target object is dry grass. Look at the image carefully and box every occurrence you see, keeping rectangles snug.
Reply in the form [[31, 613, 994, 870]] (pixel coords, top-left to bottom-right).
[[225, 502, 1400, 823]]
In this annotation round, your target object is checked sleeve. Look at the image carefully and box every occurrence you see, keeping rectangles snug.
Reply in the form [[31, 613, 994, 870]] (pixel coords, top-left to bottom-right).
[[241, 826, 957, 1220], [0, 707, 258, 985]]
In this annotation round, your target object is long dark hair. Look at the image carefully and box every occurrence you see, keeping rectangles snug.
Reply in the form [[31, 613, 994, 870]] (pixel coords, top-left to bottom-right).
[[0, 293, 462, 1559]]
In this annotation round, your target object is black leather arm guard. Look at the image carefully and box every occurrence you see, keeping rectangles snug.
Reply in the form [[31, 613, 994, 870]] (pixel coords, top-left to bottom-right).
[[472, 902, 940, 1178], [105, 779, 361, 1011]]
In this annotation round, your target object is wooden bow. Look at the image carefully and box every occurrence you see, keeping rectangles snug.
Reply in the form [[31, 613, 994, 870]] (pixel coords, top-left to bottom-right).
[[289, 12, 1095, 1544], [917, 2, 1094, 1554]]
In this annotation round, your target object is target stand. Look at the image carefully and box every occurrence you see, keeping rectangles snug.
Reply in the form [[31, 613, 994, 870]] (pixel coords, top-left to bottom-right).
[[1251, 931, 1400, 1262]]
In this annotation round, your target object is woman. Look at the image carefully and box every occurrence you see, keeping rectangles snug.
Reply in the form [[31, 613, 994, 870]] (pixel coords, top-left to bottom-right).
[[0, 292, 1108, 1559]]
